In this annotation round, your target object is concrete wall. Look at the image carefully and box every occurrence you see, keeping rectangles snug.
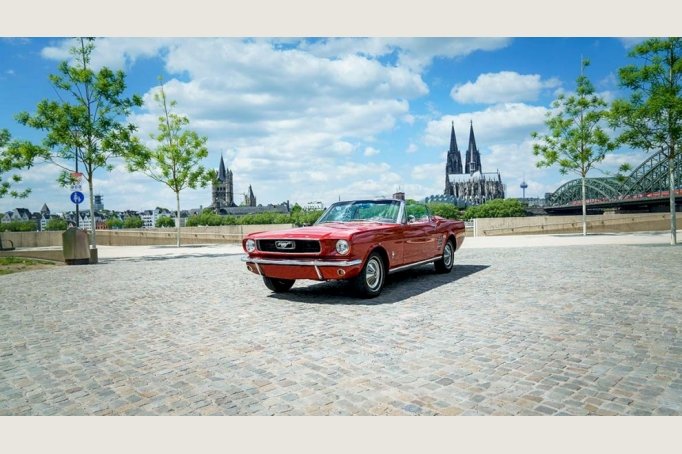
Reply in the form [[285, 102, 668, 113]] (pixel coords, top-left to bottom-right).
[[473, 212, 675, 236], [2, 214, 677, 248], [1, 224, 294, 248]]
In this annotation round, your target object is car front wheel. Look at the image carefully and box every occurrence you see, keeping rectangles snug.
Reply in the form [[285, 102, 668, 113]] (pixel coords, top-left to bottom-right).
[[434, 239, 454, 274], [352, 251, 386, 298], [263, 277, 295, 293]]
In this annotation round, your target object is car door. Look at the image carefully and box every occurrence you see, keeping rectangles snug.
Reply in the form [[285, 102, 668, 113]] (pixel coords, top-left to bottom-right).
[[403, 203, 437, 263]]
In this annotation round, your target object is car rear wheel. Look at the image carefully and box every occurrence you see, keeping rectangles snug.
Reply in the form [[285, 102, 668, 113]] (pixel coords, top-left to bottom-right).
[[263, 277, 295, 292], [434, 239, 454, 274], [352, 252, 386, 298]]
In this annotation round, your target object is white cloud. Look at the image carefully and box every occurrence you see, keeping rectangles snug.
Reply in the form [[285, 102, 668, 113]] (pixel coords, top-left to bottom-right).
[[41, 38, 172, 70], [451, 71, 561, 104], [300, 37, 512, 71], [406, 143, 418, 154], [424, 103, 549, 148], [364, 147, 380, 157]]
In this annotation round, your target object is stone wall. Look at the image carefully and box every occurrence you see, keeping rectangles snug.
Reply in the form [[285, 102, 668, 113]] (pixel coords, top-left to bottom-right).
[[473, 212, 676, 236], [1, 224, 294, 248]]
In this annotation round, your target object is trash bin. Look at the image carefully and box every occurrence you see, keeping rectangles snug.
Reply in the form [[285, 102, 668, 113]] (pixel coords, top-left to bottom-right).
[[62, 227, 90, 265]]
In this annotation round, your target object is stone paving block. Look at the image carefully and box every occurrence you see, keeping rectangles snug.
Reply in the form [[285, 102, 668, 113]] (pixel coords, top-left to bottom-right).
[[1, 244, 681, 415]]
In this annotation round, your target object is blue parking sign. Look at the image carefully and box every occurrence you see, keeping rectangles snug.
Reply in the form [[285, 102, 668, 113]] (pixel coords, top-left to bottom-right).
[[70, 191, 85, 204]]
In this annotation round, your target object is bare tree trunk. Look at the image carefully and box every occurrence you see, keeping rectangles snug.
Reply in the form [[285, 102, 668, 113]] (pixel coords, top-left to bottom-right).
[[670, 157, 677, 245], [581, 176, 587, 236], [88, 177, 97, 248], [176, 191, 181, 247]]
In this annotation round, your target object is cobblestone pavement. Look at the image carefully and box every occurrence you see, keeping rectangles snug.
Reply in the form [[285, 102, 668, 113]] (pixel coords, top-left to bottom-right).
[[1, 239, 681, 415]]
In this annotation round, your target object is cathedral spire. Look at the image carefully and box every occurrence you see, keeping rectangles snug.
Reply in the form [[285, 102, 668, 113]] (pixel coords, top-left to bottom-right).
[[449, 121, 458, 153], [465, 120, 482, 175], [446, 121, 463, 175]]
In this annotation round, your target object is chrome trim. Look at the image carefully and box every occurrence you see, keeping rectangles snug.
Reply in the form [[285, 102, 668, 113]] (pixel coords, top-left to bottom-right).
[[314, 266, 323, 279], [242, 256, 363, 267], [388, 256, 441, 274], [254, 262, 263, 275]]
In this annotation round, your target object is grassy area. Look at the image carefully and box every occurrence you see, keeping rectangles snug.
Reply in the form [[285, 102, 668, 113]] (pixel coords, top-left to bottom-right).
[[0, 257, 61, 276]]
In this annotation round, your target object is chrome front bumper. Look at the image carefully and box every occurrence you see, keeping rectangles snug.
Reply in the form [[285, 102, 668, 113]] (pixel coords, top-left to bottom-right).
[[241, 256, 362, 267]]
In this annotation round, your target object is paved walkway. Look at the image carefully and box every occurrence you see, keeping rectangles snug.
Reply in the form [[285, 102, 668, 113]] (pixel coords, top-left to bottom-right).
[[1, 233, 680, 415]]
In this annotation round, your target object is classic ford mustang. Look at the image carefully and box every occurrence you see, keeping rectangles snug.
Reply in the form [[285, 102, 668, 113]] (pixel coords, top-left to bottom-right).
[[241, 199, 465, 298]]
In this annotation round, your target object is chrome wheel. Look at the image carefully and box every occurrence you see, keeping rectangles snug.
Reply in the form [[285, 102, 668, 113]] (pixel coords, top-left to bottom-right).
[[365, 256, 383, 291], [443, 243, 453, 268], [434, 239, 454, 274], [352, 251, 386, 298]]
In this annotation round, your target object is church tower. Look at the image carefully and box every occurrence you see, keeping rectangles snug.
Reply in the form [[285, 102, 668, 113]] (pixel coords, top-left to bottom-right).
[[212, 155, 235, 210], [465, 121, 482, 175], [446, 121, 463, 175], [244, 185, 257, 207]]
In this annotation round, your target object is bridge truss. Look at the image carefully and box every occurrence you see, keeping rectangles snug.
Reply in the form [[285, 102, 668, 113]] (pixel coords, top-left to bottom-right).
[[547, 150, 682, 208]]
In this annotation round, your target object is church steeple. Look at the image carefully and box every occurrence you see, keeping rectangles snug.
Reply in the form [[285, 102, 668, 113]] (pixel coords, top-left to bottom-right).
[[465, 120, 482, 175], [446, 121, 463, 175], [218, 155, 227, 182]]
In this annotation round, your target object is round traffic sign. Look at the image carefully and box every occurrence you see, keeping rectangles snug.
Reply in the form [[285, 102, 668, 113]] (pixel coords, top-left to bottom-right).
[[70, 191, 85, 204]]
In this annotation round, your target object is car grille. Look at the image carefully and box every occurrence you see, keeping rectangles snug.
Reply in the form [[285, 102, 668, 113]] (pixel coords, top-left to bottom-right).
[[257, 239, 321, 253]]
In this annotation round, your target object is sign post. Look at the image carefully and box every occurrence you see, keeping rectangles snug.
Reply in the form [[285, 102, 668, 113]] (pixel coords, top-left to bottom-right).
[[70, 171, 83, 227]]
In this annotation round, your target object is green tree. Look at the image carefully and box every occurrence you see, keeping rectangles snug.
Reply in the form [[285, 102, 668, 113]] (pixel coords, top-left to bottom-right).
[[125, 79, 210, 247], [531, 58, 617, 236], [427, 203, 460, 220], [0, 129, 32, 199], [463, 199, 525, 220], [123, 215, 144, 229], [14, 37, 143, 250], [106, 217, 123, 229], [0, 220, 37, 232], [45, 218, 68, 231], [155, 215, 175, 228], [611, 38, 682, 245]]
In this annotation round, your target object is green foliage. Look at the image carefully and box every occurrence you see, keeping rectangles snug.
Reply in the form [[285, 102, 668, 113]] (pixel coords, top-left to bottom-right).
[[0, 220, 37, 232], [531, 58, 617, 179], [13, 37, 143, 249], [427, 203, 460, 220], [155, 215, 175, 228], [124, 78, 211, 195], [184, 209, 324, 227], [123, 216, 144, 229], [186, 211, 225, 226], [610, 37, 682, 244], [44, 218, 68, 231], [610, 38, 682, 159], [106, 217, 123, 229], [124, 78, 210, 246], [0, 129, 32, 199], [463, 199, 526, 220]]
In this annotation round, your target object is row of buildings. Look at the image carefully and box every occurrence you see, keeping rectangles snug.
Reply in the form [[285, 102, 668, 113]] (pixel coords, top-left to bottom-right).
[[1, 205, 192, 231]]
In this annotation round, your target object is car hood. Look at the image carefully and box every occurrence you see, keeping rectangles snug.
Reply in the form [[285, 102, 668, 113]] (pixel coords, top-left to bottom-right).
[[247, 222, 395, 240]]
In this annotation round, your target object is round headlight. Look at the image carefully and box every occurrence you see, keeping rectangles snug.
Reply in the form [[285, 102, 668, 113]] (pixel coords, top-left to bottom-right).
[[245, 239, 256, 253], [336, 239, 350, 255]]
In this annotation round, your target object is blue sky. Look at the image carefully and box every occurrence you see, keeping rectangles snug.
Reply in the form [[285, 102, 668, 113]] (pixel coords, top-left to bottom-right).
[[0, 37, 649, 214]]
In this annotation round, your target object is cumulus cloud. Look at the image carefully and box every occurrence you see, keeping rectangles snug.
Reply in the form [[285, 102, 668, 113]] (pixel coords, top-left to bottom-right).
[[451, 71, 561, 104], [41, 38, 172, 70], [364, 147, 380, 157], [424, 103, 549, 148]]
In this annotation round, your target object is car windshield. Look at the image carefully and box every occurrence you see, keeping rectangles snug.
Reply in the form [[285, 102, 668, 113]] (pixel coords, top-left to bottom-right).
[[315, 200, 402, 224]]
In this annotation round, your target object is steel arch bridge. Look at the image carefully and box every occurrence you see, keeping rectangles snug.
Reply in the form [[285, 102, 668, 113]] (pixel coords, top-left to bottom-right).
[[546, 150, 682, 209]]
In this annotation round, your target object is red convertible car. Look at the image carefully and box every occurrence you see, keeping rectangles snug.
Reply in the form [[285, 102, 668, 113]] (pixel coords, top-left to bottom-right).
[[241, 199, 465, 298]]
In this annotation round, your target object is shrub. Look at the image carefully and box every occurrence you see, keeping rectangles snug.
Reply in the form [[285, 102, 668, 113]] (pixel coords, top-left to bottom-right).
[[463, 199, 526, 220], [45, 218, 68, 231], [155, 216, 175, 228], [123, 215, 144, 229], [0, 220, 37, 232]]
